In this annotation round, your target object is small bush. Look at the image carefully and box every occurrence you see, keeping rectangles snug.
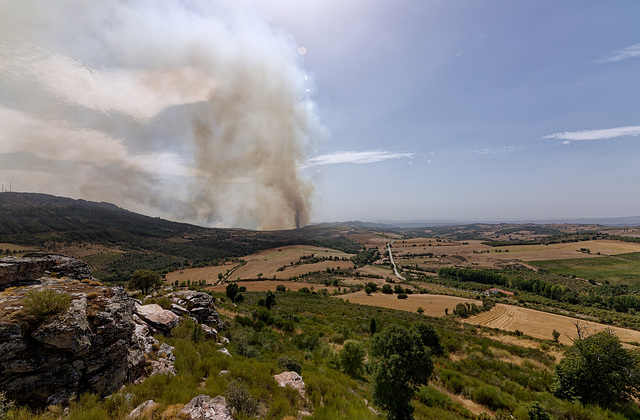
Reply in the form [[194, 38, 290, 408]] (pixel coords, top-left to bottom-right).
[[397, 293, 408, 299], [225, 379, 259, 416], [277, 356, 302, 374], [22, 289, 72, 321]]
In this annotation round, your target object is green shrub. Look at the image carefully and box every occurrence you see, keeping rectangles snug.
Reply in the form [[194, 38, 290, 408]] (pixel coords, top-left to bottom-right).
[[21, 289, 72, 321], [225, 379, 259, 416], [277, 355, 302, 374]]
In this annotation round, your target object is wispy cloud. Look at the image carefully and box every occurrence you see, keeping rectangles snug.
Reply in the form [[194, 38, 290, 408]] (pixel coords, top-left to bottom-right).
[[301, 150, 414, 169], [596, 42, 640, 63], [472, 145, 522, 155], [543, 125, 640, 142]]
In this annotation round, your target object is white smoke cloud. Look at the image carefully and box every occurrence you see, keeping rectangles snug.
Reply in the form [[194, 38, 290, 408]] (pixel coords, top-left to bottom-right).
[[0, 0, 320, 229]]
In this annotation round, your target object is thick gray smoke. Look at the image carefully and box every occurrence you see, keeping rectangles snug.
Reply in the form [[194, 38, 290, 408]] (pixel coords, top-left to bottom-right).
[[0, 0, 320, 229]]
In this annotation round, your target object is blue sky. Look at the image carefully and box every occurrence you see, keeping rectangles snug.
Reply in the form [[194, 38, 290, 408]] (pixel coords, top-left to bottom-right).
[[1, 1, 639, 227], [260, 1, 640, 222]]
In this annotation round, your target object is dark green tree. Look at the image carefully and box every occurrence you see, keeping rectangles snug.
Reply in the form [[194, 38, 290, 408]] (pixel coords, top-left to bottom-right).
[[129, 269, 162, 295], [339, 339, 366, 377], [411, 322, 443, 355], [265, 290, 276, 309], [369, 317, 377, 335], [371, 324, 434, 419], [553, 327, 640, 407], [226, 282, 239, 302]]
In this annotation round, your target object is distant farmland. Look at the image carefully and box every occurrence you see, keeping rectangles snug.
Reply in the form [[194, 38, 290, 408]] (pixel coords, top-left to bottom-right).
[[530, 252, 640, 285]]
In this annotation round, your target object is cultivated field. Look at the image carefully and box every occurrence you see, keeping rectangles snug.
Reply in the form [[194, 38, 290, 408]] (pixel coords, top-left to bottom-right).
[[229, 245, 352, 280], [165, 245, 354, 284], [464, 303, 640, 346], [391, 238, 640, 271], [166, 263, 236, 285], [338, 291, 481, 318]]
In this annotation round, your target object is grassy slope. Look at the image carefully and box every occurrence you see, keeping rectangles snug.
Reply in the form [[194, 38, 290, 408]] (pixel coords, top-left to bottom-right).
[[7, 291, 638, 419]]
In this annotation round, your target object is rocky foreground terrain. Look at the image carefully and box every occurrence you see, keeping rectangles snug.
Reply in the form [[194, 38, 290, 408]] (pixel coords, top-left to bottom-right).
[[0, 255, 227, 413], [0, 255, 309, 419]]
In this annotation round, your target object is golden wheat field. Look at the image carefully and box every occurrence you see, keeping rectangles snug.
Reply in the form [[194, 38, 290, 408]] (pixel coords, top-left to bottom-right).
[[463, 303, 640, 346]]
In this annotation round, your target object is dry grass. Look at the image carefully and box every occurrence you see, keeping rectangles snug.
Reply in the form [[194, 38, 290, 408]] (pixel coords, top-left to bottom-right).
[[166, 263, 236, 285], [464, 303, 640, 346], [337, 291, 481, 317]]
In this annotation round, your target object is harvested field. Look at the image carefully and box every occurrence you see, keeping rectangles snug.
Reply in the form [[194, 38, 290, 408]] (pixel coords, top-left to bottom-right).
[[229, 245, 352, 280], [393, 238, 640, 271], [165, 245, 354, 284], [464, 303, 640, 346], [338, 291, 480, 317], [208, 280, 339, 293], [353, 265, 394, 280], [166, 263, 236, 285]]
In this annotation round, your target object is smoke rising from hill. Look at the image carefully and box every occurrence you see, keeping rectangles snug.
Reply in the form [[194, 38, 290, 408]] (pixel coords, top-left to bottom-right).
[[0, 0, 319, 229]]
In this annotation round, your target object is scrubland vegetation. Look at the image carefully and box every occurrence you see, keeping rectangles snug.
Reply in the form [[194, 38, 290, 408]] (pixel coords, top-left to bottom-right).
[[4, 287, 640, 419]]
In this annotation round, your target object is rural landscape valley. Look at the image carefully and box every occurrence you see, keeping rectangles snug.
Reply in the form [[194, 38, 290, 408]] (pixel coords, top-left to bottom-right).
[[1, 2, 639, 419], [2, 192, 640, 419]]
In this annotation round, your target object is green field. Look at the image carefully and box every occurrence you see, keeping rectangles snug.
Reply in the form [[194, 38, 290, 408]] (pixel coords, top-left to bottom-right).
[[530, 253, 640, 285]]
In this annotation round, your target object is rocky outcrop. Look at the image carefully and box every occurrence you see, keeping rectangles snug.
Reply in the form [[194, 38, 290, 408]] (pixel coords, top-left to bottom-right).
[[166, 290, 223, 330], [125, 400, 158, 419], [178, 395, 232, 420], [0, 255, 231, 409], [274, 371, 306, 399], [0, 255, 92, 286], [0, 256, 171, 408]]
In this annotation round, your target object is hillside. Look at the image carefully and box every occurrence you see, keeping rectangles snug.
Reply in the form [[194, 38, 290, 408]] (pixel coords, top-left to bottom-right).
[[0, 193, 361, 282]]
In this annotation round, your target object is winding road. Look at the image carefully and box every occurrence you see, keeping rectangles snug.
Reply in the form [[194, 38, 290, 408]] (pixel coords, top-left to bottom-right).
[[387, 241, 405, 281]]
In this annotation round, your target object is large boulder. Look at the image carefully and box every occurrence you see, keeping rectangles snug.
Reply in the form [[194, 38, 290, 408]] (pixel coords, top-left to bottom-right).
[[179, 395, 232, 420], [273, 371, 306, 399], [134, 304, 180, 335], [166, 290, 223, 329]]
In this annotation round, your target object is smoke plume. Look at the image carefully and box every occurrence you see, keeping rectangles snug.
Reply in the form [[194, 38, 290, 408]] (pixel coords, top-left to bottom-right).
[[0, 0, 319, 229]]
